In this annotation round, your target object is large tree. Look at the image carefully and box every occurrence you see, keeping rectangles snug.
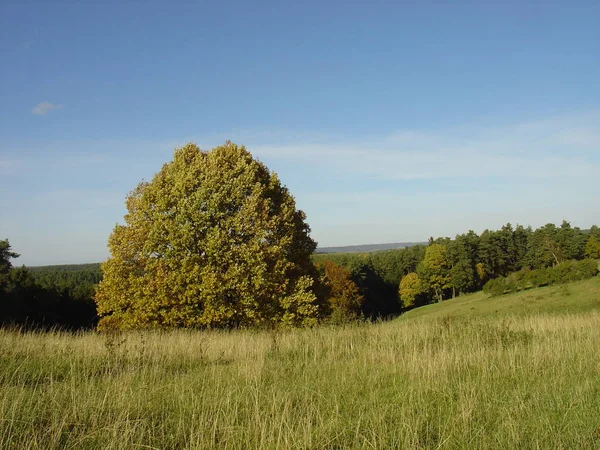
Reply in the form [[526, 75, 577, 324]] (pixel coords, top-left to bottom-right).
[[95, 142, 321, 329]]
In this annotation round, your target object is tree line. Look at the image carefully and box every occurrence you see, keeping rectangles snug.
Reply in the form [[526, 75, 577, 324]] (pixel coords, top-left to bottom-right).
[[1, 142, 599, 330], [1, 221, 598, 330], [315, 221, 600, 312]]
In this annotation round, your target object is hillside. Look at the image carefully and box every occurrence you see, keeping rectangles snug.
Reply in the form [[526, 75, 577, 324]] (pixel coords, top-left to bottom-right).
[[401, 276, 600, 321], [27, 263, 102, 273], [315, 241, 426, 254], [3, 286, 600, 448]]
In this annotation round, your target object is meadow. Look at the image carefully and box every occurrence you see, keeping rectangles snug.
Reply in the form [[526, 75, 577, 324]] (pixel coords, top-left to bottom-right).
[[2, 277, 600, 449]]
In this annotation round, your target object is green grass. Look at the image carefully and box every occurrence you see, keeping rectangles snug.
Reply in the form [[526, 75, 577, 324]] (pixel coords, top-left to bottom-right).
[[401, 275, 600, 321], [2, 277, 600, 449]]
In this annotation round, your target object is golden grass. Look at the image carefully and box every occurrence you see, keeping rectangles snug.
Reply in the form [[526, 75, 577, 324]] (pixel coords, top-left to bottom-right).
[[2, 290, 600, 448]]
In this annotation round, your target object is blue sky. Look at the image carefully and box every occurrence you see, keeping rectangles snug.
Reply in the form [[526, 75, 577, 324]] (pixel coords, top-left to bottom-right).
[[1, 1, 599, 266]]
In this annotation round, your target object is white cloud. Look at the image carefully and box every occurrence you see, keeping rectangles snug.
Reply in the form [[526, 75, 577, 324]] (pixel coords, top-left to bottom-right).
[[32, 102, 63, 116], [247, 111, 600, 181], [226, 111, 600, 245]]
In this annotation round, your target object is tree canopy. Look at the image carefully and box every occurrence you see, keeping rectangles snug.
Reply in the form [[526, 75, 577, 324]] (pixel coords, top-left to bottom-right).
[[95, 142, 321, 329]]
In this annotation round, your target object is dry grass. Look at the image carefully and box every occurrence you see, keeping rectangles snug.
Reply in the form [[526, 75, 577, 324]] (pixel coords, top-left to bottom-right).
[[2, 289, 600, 448]]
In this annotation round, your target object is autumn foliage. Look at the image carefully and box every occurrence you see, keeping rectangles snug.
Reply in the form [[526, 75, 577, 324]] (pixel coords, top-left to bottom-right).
[[398, 272, 422, 308], [95, 142, 321, 329], [317, 260, 364, 321]]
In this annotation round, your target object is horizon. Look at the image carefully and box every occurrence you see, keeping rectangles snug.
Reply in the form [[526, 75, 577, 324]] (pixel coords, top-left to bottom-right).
[[18, 221, 596, 268], [1, 2, 599, 266]]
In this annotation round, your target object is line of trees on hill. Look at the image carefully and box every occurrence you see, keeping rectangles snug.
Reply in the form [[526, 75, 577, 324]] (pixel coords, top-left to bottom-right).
[[483, 259, 599, 296], [314, 221, 600, 312], [1, 221, 599, 330]]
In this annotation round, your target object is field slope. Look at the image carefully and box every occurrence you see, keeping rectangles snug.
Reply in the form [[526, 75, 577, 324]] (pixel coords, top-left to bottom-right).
[[401, 276, 600, 321], [1, 277, 600, 449]]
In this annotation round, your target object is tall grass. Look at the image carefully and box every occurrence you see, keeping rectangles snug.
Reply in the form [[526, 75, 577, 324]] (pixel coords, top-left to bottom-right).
[[1, 311, 600, 449]]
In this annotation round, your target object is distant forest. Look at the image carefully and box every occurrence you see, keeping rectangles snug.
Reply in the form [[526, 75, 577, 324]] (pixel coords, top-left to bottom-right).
[[1, 221, 599, 329], [315, 242, 425, 254], [28, 263, 102, 285], [0, 258, 99, 330]]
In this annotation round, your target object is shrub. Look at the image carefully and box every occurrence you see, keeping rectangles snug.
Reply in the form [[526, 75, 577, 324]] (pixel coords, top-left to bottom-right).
[[485, 259, 599, 297]]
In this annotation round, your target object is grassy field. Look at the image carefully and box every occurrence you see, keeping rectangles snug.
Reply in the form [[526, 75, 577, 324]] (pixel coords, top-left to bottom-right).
[[402, 275, 600, 321], [2, 277, 600, 449]]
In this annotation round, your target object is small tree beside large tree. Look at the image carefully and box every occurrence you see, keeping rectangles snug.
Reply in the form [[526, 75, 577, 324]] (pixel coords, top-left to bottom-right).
[[316, 260, 364, 322]]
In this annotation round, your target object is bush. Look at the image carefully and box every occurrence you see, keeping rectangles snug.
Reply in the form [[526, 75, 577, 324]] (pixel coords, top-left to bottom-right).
[[483, 278, 505, 297], [577, 259, 599, 279], [484, 259, 599, 297]]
